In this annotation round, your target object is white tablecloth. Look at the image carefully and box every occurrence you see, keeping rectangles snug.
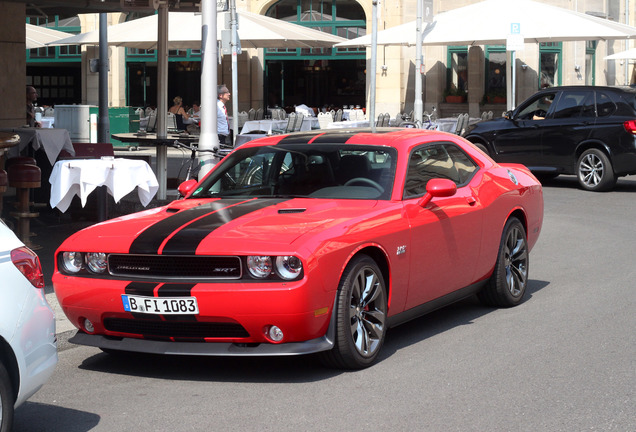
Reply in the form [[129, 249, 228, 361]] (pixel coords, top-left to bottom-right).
[[49, 158, 159, 213], [327, 120, 370, 129], [1, 127, 74, 165], [240, 118, 319, 134]]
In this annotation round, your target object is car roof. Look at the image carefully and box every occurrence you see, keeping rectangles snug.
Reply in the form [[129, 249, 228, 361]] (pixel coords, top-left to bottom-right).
[[536, 85, 636, 95], [238, 128, 464, 153]]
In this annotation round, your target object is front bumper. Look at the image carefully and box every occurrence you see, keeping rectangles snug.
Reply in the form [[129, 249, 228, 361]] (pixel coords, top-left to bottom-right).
[[69, 328, 335, 356]]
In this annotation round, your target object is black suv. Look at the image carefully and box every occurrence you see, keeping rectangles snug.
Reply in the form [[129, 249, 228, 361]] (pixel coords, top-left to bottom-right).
[[465, 86, 636, 191]]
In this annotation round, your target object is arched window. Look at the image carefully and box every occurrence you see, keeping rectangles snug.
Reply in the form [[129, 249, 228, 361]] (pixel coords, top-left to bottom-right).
[[265, 0, 366, 57]]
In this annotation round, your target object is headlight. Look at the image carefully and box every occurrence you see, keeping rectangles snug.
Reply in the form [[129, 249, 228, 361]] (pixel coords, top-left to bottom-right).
[[275, 256, 302, 280], [61, 252, 83, 273], [86, 252, 108, 274], [247, 256, 272, 278]]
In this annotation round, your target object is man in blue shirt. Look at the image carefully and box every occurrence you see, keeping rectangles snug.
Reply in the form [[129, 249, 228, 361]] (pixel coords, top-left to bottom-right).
[[217, 84, 231, 144]]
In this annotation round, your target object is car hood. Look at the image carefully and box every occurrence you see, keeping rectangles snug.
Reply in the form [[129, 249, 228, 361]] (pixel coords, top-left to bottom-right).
[[59, 197, 383, 255], [466, 116, 510, 134]]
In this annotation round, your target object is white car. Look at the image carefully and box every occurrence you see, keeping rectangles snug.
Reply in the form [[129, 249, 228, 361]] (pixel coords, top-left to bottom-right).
[[0, 220, 57, 431]]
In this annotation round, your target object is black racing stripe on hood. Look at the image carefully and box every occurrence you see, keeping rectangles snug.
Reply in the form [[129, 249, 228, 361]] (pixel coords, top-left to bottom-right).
[[161, 198, 288, 255], [129, 199, 249, 255], [157, 283, 198, 322]]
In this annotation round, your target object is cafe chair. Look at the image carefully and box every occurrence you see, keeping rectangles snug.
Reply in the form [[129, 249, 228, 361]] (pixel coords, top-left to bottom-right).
[[145, 111, 157, 132], [69, 143, 115, 159], [237, 111, 248, 129], [292, 113, 305, 132], [255, 108, 264, 120], [7, 163, 41, 249], [247, 108, 256, 121], [318, 112, 333, 129], [334, 109, 343, 122], [166, 112, 178, 132]]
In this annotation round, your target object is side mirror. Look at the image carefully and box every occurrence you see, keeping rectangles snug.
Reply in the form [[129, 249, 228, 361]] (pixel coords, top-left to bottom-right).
[[178, 179, 198, 197], [417, 178, 457, 207]]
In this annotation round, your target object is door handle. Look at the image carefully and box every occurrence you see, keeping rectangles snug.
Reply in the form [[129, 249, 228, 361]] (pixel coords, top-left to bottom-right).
[[466, 196, 477, 206]]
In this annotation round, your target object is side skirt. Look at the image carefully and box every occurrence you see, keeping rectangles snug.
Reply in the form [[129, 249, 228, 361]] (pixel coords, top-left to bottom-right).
[[387, 280, 487, 328]]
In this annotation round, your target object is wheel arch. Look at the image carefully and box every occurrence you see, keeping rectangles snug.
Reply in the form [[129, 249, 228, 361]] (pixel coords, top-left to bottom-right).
[[0, 337, 19, 402], [575, 140, 614, 165], [508, 208, 528, 237], [344, 245, 391, 305]]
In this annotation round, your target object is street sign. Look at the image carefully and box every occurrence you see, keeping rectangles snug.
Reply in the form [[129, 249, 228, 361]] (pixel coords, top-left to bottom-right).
[[217, 0, 229, 12], [423, 0, 434, 23], [506, 34, 525, 51]]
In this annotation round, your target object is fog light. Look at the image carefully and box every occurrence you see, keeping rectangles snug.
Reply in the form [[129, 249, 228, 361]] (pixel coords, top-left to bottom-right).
[[267, 325, 284, 343], [83, 318, 95, 333]]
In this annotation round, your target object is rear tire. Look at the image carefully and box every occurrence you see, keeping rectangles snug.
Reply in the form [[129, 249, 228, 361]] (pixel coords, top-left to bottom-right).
[[320, 255, 387, 369], [473, 143, 490, 156], [577, 149, 616, 192], [478, 217, 528, 308], [0, 362, 14, 432]]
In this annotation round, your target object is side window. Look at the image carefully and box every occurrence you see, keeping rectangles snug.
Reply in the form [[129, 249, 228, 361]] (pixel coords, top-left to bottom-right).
[[446, 145, 477, 184], [596, 92, 616, 117], [403, 144, 476, 198], [552, 91, 592, 119], [516, 92, 557, 120]]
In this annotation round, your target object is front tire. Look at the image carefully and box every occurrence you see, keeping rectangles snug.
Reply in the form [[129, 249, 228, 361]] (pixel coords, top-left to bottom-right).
[[0, 362, 14, 432], [320, 255, 387, 369], [577, 149, 616, 192], [478, 217, 529, 308]]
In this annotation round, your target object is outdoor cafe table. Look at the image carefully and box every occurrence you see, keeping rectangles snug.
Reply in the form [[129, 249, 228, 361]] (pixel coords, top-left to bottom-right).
[[327, 120, 370, 129], [49, 157, 158, 220], [0, 127, 75, 166], [240, 118, 319, 134], [112, 132, 198, 200], [0, 132, 20, 167]]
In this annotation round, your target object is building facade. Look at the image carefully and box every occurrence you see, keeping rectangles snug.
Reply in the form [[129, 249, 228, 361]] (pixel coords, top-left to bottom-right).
[[17, 0, 636, 123]]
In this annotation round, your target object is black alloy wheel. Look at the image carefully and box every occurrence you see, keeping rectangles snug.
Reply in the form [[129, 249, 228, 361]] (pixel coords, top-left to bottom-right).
[[320, 254, 387, 369]]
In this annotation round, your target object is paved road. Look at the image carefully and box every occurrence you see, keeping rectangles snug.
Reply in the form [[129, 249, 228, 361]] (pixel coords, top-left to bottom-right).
[[18, 175, 635, 431]]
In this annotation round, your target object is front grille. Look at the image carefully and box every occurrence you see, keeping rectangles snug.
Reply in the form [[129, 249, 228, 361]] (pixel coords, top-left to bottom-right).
[[103, 318, 249, 338], [108, 254, 242, 279]]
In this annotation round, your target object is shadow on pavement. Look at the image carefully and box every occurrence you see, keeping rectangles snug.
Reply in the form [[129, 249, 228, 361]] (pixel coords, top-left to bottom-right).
[[14, 402, 100, 432]]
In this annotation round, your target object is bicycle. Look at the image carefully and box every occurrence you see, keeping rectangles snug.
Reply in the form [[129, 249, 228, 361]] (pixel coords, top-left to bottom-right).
[[422, 107, 439, 130], [170, 140, 232, 182]]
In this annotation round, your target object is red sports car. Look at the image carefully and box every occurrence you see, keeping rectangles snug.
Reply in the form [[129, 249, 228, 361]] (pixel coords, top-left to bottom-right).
[[53, 128, 543, 369]]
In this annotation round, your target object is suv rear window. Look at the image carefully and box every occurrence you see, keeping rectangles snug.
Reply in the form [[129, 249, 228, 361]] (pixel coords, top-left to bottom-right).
[[596, 92, 616, 117]]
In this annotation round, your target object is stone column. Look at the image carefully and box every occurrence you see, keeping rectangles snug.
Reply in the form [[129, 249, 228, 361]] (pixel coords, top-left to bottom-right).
[[467, 46, 485, 118], [0, 2, 26, 128]]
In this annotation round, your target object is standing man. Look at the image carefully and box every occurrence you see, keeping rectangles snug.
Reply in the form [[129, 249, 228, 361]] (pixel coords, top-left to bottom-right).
[[26, 86, 42, 128], [217, 84, 230, 144]]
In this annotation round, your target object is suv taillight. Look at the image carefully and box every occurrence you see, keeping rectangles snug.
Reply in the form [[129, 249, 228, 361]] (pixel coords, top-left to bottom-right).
[[11, 246, 45, 288], [623, 120, 636, 134]]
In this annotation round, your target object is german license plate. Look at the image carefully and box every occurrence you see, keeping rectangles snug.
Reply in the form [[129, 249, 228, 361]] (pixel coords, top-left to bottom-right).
[[121, 295, 199, 315]]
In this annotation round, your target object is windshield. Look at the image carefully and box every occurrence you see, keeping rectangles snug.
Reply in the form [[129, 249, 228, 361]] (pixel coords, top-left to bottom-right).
[[190, 144, 396, 200]]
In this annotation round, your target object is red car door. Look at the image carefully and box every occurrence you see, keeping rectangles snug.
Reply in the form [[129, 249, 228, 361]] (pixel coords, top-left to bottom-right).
[[401, 144, 484, 309]]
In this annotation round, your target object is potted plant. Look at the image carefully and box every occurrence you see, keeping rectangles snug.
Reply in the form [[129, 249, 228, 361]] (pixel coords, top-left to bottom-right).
[[443, 86, 467, 103], [485, 89, 506, 104]]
